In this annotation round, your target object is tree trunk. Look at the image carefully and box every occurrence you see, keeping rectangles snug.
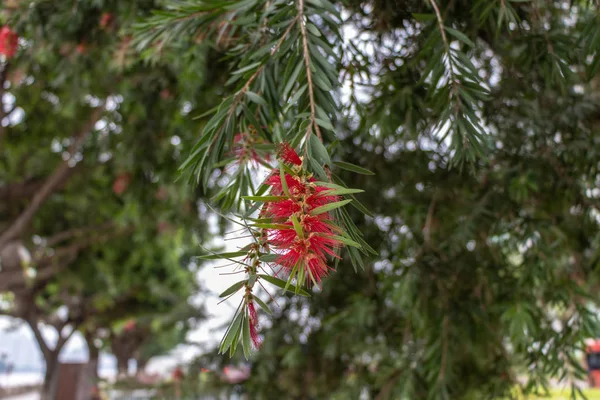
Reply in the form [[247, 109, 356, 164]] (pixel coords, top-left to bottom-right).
[[136, 358, 149, 375], [116, 355, 129, 377], [76, 333, 99, 400], [40, 353, 59, 400]]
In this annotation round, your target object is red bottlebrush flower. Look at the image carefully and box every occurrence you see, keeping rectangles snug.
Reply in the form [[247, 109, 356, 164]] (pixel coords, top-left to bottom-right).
[[302, 215, 336, 235], [278, 142, 302, 166], [0, 27, 18, 59], [155, 186, 169, 201], [124, 319, 136, 332], [76, 42, 87, 54], [308, 235, 341, 259], [99, 12, 113, 29], [306, 186, 340, 208], [260, 163, 346, 286], [264, 173, 305, 196], [160, 89, 171, 100], [275, 244, 332, 285], [247, 301, 262, 349], [268, 224, 296, 246], [265, 199, 301, 219], [112, 173, 131, 195]]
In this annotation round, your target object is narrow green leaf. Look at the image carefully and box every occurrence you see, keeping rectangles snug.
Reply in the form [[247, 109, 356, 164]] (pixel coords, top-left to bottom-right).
[[242, 314, 251, 359], [334, 161, 375, 175], [309, 133, 331, 165], [259, 253, 278, 262], [444, 27, 475, 47], [220, 311, 243, 354], [315, 118, 334, 131], [253, 223, 293, 230], [245, 91, 267, 106], [306, 23, 322, 37], [254, 296, 272, 315], [326, 235, 362, 248], [280, 165, 291, 197], [232, 61, 262, 75], [258, 274, 311, 297], [219, 280, 247, 298], [323, 188, 365, 195], [284, 264, 299, 293], [310, 199, 352, 215], [242, 195, 287, 202], [291, 214, 304, 239]]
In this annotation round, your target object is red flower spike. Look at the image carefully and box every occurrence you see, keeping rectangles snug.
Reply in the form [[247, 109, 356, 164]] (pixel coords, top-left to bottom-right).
[[259, 154, 346, 286], [278, 143, 302, 166], [0, 27, 18, 59], [265, 199, 301, 219], [264, 173, 304, 196], [247, 301, 262, 349], [308, 235, 341, 259]]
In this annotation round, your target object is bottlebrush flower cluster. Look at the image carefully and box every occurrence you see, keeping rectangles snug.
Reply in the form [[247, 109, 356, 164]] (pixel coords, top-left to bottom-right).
[[261, 143, 342, 286], [230, 127, 271, 168], [210, 142, 368, 359], [0, 27, 18, 59]]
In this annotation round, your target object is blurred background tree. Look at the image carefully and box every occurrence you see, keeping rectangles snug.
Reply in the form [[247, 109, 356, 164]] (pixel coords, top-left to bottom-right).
[[0, 1, 221, 399], [3, 0, 600, 400]]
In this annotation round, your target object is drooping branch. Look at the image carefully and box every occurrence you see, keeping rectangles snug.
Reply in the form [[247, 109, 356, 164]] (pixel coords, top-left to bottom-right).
[[0, 107, 103, 249], [0, 225, 132, 292], [298, 0, 322, 142]]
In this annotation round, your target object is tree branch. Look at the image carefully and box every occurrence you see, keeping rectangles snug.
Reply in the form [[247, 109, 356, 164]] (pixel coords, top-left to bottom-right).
[[0, 107, 103, 249], [298, 0, 322, 143], [0, 225, 132, 292], [56, 323, 78, 351], [44, 221, 115, 248], [34, 225, 134, 269], [26, 318, 51, 360], [0, 308, 17, 318], [0, 180, 44, 202]]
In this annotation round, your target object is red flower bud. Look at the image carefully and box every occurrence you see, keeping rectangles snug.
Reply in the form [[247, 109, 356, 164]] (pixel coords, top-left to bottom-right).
[[76, 42, 87, 54], [112, 173, 131, 195], [0, 27, 18, 59], [124, 319, 136, 332], [99, 13, 113, 29]]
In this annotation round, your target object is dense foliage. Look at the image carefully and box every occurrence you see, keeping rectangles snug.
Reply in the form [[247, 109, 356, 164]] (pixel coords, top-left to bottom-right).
[[0, 1, 218, 398], [3, 0, 600, 399], [136, 0, 600, 399]]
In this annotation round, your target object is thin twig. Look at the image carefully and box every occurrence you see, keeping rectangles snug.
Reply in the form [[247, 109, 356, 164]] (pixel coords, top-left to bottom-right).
[[206, 16, 299, 153], [298, 0, 323, 143]]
